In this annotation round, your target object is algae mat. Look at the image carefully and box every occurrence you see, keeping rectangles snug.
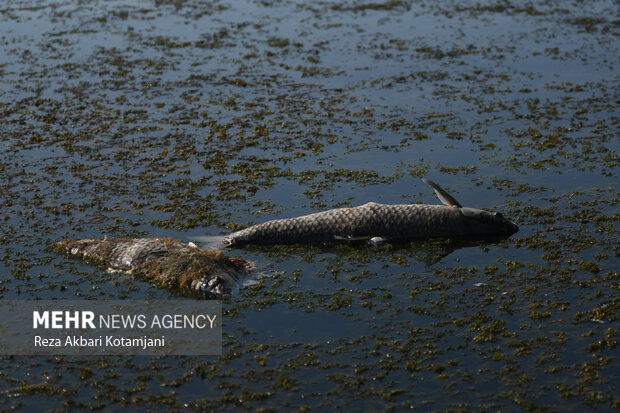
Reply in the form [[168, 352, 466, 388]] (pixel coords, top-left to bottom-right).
[[0, 0, 618, 410]]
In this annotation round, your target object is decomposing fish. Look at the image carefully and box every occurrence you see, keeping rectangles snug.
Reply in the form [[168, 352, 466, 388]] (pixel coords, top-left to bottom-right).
[[222, 178, 519, 247], [55, 238, 252, 297], [55, 179, 517, 296]]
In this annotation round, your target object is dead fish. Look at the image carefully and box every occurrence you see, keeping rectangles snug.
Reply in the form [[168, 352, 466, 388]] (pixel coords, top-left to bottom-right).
[[55, 238, 252, 297], [223, 178, 518, 247]]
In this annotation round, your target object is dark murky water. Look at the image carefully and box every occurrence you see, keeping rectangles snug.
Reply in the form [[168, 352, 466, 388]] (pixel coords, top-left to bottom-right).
[[1, 0, 618, 410]]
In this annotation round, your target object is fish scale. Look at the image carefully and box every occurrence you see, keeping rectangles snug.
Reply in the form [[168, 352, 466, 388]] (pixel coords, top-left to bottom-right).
[[223, 179, 519, 246], [223, 202, 472, 246]]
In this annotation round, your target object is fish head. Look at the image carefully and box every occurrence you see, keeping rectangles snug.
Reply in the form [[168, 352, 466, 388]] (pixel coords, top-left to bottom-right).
[[460, 207, 519, 237]]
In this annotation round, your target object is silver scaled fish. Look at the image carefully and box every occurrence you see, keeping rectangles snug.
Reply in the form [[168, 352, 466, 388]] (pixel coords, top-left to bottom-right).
[[223, 178, 519, 247]]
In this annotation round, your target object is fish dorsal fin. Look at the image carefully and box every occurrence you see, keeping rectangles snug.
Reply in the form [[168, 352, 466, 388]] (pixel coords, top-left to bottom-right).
[[422, 178, 462, 208]]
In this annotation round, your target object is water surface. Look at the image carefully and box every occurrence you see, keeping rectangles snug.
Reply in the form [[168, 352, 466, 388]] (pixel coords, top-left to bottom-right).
[[0, 0, 618, 410]]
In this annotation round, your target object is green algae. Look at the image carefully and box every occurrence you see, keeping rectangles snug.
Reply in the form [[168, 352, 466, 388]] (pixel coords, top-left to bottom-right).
[[0, 0, 618, 411]]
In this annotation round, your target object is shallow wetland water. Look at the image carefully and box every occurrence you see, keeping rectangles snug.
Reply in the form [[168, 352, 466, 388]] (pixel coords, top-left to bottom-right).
[[0, 0, 618, 410]]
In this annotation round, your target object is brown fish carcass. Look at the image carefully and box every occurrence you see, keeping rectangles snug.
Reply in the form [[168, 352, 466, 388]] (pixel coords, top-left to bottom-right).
[[55, 238, 251, 297]]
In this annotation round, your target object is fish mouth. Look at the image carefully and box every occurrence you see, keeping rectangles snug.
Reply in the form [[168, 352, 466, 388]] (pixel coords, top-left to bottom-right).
[[506, 220, 519, 236]]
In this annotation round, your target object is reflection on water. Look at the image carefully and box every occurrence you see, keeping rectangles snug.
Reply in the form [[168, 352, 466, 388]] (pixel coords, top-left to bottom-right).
[[0, 0, 617, 410]]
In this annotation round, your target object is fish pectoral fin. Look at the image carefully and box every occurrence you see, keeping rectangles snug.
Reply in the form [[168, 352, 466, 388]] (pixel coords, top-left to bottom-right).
[[422, 178, 463, 208], [334, 235, 388, 244], [334, 235, 372, 241]]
